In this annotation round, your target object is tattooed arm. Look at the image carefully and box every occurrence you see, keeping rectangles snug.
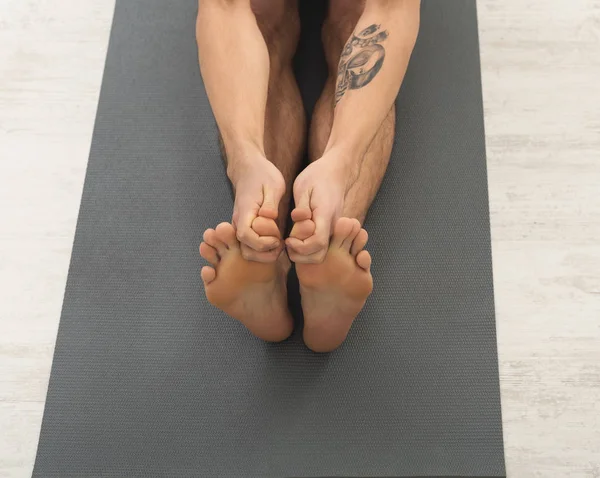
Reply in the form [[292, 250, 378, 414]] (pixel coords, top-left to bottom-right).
[[325, 0, 420, 170]]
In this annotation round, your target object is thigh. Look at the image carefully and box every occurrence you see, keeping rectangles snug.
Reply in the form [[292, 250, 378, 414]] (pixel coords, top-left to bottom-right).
[[322, 0, 366, 65], [326, 0, 365, 20], [251, 0, 300, 59]]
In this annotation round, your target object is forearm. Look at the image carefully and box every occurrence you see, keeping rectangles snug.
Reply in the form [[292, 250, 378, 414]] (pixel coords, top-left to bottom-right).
[[324, 0, 420, 167], [196, 0, 269, 165]]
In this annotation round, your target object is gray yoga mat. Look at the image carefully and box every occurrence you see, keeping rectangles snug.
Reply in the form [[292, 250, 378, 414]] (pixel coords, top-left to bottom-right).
[[33, 1, 505, 477]]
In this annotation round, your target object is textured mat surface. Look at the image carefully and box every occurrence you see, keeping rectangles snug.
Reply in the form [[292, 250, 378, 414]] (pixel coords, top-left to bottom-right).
[[33, 1, 505, 477]]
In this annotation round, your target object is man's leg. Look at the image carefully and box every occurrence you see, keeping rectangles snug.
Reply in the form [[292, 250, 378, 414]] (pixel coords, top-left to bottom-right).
[[197, 0, 305, 341], [292, 0, 419, 352], [253, 0, 306, 233]]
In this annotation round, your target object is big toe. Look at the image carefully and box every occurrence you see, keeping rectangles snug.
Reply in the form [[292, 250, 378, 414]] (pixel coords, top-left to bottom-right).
[[258, 204, 278, 220], [291, 207, 312, 222], [290, 219, 316, 241], [331, 218, 361, 251], [215, 222, 239, 249], [252, 216, 280, 238]]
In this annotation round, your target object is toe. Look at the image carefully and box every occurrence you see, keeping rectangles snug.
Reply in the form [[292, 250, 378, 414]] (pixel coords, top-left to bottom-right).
[[201, 266, 216, 285], [340, 219, 361, 251], [199, 242, 220, 266], [356, 250, 372, 271], [331, 218, 355, 249], [291, 207, 312, 222], [251, 216, 280, 238], [257, 204, 278, 220], [290, 219, 316, 241], [203, 228, 228, 255], [215, 222, 239, 249], [350, 229, 369, 257]]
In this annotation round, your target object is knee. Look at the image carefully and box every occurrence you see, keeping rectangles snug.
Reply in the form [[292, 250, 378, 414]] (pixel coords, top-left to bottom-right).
[[197, 0, 299, 63], [326, 0, 366, 42], [325, 0, 419, 42], [251, 0, 300, 61], [328, 0, 366, 20]]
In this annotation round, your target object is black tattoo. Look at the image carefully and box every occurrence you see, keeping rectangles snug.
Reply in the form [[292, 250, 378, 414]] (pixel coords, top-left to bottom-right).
[[335, 24, 389, 106]]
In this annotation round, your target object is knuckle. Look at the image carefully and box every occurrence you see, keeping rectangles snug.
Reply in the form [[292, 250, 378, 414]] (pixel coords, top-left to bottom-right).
[[237, 229, 251, 243], [267, 251, 280, 262], [255, 241, 271, 252], [295, 244, 309, 254], [286, 250, 300, 261], [241, 248, 255, 261], [316, 238, 328, 250], [303, 255, 319, 265]]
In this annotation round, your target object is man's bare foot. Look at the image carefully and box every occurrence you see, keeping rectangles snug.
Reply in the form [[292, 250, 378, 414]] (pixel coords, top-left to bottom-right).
[[296, 217, 373, 352], [199, 222, 293, 342]]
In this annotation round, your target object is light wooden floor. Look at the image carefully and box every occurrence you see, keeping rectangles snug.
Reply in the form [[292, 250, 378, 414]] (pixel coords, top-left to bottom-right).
[[1, 1, 599, 477]]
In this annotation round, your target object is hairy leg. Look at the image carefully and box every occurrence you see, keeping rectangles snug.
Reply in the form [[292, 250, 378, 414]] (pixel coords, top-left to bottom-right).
[[198, 0, 305, 263], [197, 0, 305, 341], [296, 0, 402, 352], [253, 0, 306, 233]]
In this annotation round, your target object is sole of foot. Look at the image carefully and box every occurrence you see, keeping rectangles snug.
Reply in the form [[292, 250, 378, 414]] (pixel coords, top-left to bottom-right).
[[295, 217, 373, 353], [199, 222, 293, 342]]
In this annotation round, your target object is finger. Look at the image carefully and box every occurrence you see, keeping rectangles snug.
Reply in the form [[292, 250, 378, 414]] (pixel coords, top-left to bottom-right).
[[287, 246, 327, 264], [292, 185, 312, 222], [289, 219, 315, 241], [236, 214, 280, 252], [340, 218, 361, 251], [258, 184, 283, 220], [285, 206, 333, 255], [241, 243, 283, 263], [312, 208, 333, 248], [284, 234, 329, 257]]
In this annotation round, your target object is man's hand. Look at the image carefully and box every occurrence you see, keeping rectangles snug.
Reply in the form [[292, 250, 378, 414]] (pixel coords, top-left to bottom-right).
[[285, 156, 350, 264], [230, 154, 286, 262]]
